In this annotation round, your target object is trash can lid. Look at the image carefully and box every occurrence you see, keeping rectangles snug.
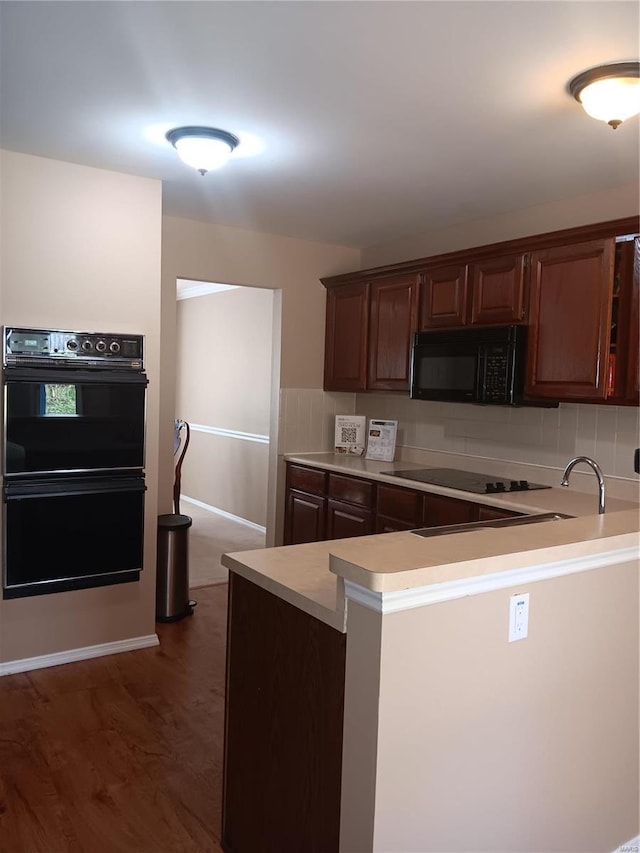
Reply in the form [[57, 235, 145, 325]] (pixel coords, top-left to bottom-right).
[[158, 513, 193, 530]]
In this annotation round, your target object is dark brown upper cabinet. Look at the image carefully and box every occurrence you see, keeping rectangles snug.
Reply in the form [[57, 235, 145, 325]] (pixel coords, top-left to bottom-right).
[[420, 255, 525, 329], [322, 216, 639, 404], [525, 238, 615, 401], [324, 273, 419, 392], [420, 264, 468, 328], [605, 237, 639, 406], [324, 281, 369, 391], [367, 273, 419, 390], [469, 253, 527, 325]]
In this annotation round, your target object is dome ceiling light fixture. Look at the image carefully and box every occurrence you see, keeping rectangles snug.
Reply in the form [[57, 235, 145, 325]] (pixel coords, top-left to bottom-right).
[[568, 61, 640, 129], [165, 126, 240, 175]]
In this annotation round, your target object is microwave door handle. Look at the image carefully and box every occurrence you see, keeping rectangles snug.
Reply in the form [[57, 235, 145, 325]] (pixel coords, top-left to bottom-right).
[[477, 345, 488, 403]]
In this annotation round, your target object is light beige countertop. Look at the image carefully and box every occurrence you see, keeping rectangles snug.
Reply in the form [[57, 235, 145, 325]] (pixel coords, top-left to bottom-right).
[[328, 508, 639, 593], [223, 540, 347, 632], [284, 452, 639, 516], [222, 453, 639, 631]]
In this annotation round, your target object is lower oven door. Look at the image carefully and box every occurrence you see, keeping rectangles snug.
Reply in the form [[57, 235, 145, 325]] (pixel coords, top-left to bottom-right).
[[3, 475, 145, 598]]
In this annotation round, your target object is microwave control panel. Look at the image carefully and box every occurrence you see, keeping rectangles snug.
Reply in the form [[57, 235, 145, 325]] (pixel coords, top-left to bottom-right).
[[482, 345, 513, 403]]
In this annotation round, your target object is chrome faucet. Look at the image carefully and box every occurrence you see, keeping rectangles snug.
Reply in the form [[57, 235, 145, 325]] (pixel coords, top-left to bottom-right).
[[560, 456, 606, 514]]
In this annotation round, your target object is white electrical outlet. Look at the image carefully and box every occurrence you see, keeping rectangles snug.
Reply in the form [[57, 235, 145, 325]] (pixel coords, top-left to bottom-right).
[[508, 593, 529, 642]]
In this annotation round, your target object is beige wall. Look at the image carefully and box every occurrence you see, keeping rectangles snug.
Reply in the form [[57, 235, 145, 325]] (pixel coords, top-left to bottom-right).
[[160, 216, 361, 538], [180, 431, 269, 527], [176, 286, 273, 435], [176, 286, 273, 524], [340, 602, 382, 853], [362, 182, 640, 267], [341, 560, 640, 852], [0, 150, 162, 663]]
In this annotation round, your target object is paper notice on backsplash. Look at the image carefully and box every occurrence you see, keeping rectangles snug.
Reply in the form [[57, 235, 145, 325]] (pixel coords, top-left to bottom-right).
[[334, 415, 366, 455], [365, 419, 398, 462]]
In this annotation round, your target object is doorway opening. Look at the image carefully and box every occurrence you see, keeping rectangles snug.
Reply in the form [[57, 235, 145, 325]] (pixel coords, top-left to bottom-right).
[[174, 278, 281, 586]]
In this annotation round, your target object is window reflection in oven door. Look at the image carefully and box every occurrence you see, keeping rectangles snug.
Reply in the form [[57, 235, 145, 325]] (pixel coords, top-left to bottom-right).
[[4, 367, 147, 477], [3, 476, 145, 598]]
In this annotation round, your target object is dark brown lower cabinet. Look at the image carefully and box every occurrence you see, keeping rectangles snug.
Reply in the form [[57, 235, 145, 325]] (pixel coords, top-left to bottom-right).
[[376, 515, 417, 533], [424, 493, 478, 527], [326, 498, 374, 539], [283, 463, 523, 545], [222, 573, 346, 853], [377, 483, 424, 528], [477, 505, 521, 521], [284, 489, 326, 544]]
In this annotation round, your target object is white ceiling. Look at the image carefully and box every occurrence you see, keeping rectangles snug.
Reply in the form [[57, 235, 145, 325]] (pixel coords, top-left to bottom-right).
[[1, 1, 638, 249]]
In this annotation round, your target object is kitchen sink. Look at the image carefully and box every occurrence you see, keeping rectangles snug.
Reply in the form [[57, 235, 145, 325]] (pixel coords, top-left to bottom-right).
[[410, 512, 574, 539]]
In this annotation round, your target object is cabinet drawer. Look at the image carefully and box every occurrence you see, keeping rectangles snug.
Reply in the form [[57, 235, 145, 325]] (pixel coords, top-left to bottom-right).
[[328, 473, 375, 508], [287, 464, 327, 496], [377, 484, 423, 524], [423, 493, 478, 527]]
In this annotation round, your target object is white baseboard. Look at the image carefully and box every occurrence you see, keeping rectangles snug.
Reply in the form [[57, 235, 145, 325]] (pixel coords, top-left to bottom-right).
[[613, 834, 640, 853], [0, 633, 159, 677], [180, 495, 266, 533]]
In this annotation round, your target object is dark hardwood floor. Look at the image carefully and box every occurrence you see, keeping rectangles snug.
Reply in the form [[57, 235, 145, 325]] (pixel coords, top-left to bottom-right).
[[0, 584, 228, 853]]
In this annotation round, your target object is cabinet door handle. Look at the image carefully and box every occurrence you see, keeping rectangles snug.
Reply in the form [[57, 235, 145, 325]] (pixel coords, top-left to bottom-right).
[[521, 253, 530, 319]]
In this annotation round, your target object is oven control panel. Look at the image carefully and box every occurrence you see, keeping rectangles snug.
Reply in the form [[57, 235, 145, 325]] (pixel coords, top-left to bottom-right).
[[3, 327, 144, 370]]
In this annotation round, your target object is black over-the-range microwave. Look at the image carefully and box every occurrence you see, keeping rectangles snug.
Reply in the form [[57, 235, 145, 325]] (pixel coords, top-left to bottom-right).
[[410, 324, 528, 406]]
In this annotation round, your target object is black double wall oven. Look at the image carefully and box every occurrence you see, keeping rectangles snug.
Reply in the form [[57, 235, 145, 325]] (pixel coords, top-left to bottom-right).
[[2, 327, 148, 599]]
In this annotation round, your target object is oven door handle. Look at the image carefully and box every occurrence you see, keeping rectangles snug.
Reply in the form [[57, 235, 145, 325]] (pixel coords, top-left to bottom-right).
[[4, 476, 146, 500], [3, 367, 148, 385]]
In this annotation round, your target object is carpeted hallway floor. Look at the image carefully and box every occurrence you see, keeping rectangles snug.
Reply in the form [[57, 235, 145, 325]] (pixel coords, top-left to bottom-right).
[[180, 499, 266, 589]]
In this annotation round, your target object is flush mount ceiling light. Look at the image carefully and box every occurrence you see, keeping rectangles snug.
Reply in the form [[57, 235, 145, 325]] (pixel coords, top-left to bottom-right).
[[166, 126, 240, 175], [569, 61, 640, 129]]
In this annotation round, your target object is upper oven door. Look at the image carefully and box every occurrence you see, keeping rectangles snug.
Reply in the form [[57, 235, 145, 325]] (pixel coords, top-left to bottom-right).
[[3, 367, 148, 477], [410, 339, 480, 402]]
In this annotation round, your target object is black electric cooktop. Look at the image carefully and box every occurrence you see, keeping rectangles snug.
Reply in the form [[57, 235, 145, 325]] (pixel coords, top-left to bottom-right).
[[386, 467, 551, 496]]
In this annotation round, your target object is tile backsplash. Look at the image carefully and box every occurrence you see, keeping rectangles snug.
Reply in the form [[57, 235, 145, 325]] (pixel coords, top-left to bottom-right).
[[278, 389, 356, 455], [279, 389, 640, 482]]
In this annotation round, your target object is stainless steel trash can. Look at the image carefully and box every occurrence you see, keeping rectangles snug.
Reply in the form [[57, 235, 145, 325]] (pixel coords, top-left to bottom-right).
[[156, 513, 196, 622]]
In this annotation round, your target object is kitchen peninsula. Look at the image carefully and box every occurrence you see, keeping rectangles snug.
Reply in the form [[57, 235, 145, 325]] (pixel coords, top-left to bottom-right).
[[221, 456, 639, 853]]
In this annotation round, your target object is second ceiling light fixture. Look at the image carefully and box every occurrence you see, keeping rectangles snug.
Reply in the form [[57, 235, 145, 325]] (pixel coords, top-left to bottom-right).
[[568, 61, 640, 129]]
